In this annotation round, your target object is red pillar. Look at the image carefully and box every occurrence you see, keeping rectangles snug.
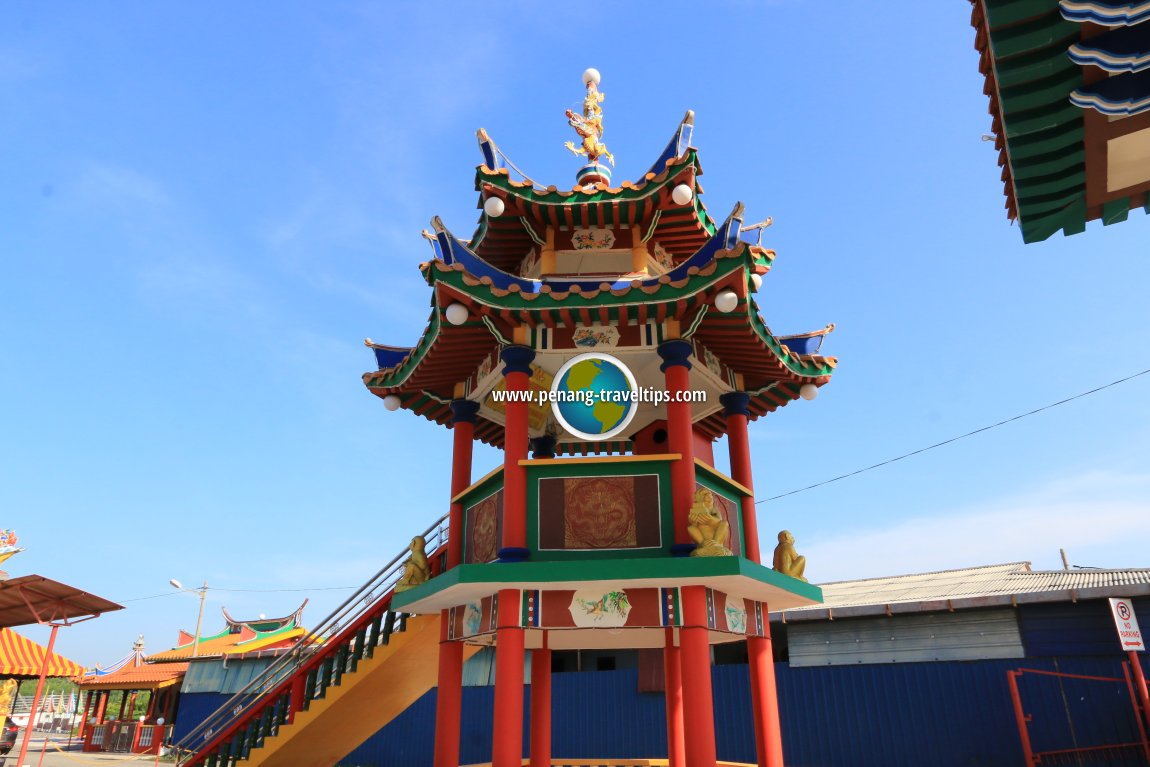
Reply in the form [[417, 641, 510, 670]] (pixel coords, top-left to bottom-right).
[[15, 624, 58, 767], [492, 590, 526, 767], [663, 628, 686, 767], [436, 399, 479, 767], [96, 690, 109, 724], [680, 586, 717, 767], [77, 690, 94, 738], [658, 339, 696, 552], [720, 391, 761, 563], [721, 391, 786, 766], [434, 615, 465, 767], [447, 399, 480, 570], [500, 345, 535, 561], [529, 635, 551, 767], [748, 631, 784, 767]]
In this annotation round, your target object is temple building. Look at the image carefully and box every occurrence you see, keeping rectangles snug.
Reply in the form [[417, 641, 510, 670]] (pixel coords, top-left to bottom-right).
[[175, 69, 836, 767]]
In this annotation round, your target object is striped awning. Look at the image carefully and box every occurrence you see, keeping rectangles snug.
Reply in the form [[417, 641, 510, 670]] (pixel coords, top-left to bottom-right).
[[0, 628, 85, 677]]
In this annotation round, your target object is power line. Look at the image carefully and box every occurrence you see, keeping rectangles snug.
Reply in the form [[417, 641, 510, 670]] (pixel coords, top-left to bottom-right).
[[757, 366, 1150, 504]]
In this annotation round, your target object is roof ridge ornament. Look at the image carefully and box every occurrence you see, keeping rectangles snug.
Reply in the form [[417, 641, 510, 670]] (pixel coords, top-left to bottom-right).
[[565, 68, 614, 187]]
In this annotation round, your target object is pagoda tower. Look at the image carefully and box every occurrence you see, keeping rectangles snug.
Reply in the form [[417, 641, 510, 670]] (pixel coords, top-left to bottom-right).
[[366, 69, 836, 767]]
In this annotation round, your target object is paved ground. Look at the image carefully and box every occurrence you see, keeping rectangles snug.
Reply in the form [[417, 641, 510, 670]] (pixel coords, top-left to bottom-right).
[[1, 733, 169, 767]]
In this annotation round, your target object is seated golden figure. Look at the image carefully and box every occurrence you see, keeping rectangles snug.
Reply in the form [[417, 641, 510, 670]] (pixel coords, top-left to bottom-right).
[[395, 535, 430, 591], [687, 487, 732, 557], [772, 530, 807, 582]]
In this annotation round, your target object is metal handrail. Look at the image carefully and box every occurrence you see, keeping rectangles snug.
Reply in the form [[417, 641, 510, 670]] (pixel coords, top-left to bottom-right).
[[173, 513, 449, 763]]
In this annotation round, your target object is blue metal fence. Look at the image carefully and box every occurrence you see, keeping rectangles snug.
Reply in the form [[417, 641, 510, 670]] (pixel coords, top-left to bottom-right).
[[339, 656, 1147, 767]]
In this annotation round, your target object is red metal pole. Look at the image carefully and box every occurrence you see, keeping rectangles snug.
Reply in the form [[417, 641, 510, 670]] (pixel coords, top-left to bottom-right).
[[433, 613, 464, 767], [500, 346, 534, 560], [720, 392, 760, 563], [1007, 671, 1036, 766], [1121, 660, 1150, 765], [659, 340, 696, 550], [1130, 651, 1150, 731], [447, 399, 479, 570], [663, 628, 685, 767], [491, 589, 525, 767], [15, 624, 59, 767], [529, 634, 551, 767], [680, 586, 718, 767]]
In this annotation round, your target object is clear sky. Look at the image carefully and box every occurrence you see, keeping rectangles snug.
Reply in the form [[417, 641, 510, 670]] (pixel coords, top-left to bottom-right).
[[3, 2, 1148, 666]]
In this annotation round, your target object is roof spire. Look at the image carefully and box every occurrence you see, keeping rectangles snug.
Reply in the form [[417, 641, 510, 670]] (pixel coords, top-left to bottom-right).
[[565, 68, 614, 187]]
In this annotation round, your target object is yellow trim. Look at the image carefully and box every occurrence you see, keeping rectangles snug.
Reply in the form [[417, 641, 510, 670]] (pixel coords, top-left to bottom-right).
[[451, 465, 506, 504], [694, 458, 753, 497], [520, 453, 681, 467]]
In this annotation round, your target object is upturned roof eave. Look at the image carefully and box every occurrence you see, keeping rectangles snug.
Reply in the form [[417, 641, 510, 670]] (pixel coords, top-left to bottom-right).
[[468, 149, 717, 258]]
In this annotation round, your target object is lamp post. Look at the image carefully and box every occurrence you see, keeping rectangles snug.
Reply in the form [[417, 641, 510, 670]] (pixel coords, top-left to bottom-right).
[[169, 579, 208, 658]]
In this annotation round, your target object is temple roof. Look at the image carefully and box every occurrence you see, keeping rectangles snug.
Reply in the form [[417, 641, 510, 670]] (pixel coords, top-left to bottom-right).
[[78, 640, 187, 690], [970, 0, 1150, 241], [364, 93, 836, 451], [468, 116, 717, 273], [146, 602, 310, 662]]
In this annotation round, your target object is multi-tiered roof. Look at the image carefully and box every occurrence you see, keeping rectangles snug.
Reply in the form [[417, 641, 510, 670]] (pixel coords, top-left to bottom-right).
[[970, 0, 1150, 241], [364, 74, 836, 452]]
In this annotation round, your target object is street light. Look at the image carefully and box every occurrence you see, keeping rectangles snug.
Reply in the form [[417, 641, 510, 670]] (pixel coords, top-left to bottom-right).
[[170, 579, 208, 659]]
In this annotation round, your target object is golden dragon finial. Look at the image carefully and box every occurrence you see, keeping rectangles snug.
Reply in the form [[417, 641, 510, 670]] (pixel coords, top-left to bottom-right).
[[565, 68, 614, 168]]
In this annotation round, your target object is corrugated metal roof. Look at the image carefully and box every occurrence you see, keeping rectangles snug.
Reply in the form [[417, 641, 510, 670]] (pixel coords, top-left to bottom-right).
[[778, 562, 1150, 622]]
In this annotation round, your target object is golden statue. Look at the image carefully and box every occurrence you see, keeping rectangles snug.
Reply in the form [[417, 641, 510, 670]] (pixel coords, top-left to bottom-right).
[[565, 68, 614, 166], [688, 488, 732, 557], [395, 536, 430, 592], [772, 530, 807, 582]]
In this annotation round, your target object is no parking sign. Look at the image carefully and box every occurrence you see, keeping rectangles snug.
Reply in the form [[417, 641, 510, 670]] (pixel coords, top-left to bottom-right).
[[1109, 598, 1145, 652]]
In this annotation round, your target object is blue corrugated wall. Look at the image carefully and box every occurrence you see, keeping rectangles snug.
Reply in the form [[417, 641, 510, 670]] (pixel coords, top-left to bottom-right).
[[340, 655, 1148, 767]]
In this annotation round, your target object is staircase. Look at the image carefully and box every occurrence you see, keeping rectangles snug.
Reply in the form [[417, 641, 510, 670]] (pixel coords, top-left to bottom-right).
[[175, 515, 454, 767]]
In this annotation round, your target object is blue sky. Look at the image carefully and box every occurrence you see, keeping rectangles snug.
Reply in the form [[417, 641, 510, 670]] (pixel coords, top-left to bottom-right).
[[3, 2, 1148, 666]]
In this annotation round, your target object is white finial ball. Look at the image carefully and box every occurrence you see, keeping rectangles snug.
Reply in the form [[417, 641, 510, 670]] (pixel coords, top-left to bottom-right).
[[750, 274, 763, 292], [671, 183, 694, 205], [483, 196, 505, 218], [383, 394, 402, 411], [582, 68, 601, 86], [714, 290, 739, 314], [799, 384, 819, 401], [445, 302, 470, 326]]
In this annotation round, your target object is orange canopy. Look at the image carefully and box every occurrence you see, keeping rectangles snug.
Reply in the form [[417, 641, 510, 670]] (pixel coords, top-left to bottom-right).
[[0, 628, 85, 677]]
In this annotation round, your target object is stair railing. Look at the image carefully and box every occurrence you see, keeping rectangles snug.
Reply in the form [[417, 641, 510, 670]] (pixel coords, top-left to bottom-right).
[[174, 513, 449, 766]]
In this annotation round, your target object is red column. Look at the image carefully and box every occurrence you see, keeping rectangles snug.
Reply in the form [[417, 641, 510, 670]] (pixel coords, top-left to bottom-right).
[[77, 690, 94, 738], [658, 340, 696, 553], [500, 345, 535, 561], [680, 586, 717, 767], [492, 590, 526, 767], [434, 615, 465, 767], [720, 391, 760, 563], [96, 690, 109, 724], [529, 635, 551, 767], [663, 628, 686, 767], [15, 624, 58, 767], [748, 631, 784, 767], [448, 399, 480, 570]]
